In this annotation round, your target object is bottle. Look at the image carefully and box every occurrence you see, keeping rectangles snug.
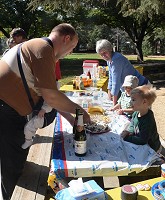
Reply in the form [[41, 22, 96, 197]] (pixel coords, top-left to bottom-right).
[[72, 79, 76, 89], [103, 66, 106, 77], [93, 64, 97, 79], [79, 77, 85, 90], [99, 66, 103, 78], [75, 76, 80, 90], [93, 89, 98, 101], [74, 112, 87, 157], [93, 78, 97, 87], [87, 70, 91, 79], [82, 99, 88, 110], [99, 88, 103, 98], [73, 108, 80, 147]]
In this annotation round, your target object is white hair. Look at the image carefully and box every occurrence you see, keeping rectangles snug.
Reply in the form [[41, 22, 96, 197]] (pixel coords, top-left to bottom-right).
[[96, 39, 113, 53]]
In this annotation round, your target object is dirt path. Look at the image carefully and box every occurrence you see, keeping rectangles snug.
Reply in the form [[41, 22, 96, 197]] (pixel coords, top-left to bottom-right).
[[152, 83, 165, 140]]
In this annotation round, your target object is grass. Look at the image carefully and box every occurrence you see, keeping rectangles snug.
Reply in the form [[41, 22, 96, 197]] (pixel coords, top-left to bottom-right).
[[1, 52, 165, 86], [59, 53, 165, 86], [59, 53, 106, 86]]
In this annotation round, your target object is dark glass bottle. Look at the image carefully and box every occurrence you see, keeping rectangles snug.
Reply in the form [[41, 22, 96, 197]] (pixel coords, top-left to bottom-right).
[[74, 112, 87, 157], [87, 70, 91, 79], [73, 108, 80, 147]]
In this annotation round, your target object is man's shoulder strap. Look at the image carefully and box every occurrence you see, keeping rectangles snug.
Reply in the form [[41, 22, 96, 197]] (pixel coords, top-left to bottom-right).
[[42, 37, 53, 48]]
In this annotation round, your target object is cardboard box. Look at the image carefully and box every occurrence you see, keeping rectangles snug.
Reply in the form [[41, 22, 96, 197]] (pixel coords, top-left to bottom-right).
[[55, 180, 106, 200]]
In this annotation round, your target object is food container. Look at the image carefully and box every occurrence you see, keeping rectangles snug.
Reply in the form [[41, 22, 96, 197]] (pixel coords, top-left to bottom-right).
[[82, 78, 93, 87], [83, 60, 99, 77]]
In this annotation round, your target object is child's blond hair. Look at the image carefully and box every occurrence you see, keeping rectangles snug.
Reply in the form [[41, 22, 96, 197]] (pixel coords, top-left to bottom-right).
[[131, 85, 157, 106]]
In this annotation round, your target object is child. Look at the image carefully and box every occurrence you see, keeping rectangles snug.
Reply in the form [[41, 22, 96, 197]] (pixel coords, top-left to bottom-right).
[[22, 101, 53, 149], [110, 75, 139, 118], [121, 85, 161, 152]]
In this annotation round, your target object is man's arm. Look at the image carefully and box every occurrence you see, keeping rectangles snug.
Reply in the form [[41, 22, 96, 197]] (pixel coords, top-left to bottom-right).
[[40, 88, 91, 124]]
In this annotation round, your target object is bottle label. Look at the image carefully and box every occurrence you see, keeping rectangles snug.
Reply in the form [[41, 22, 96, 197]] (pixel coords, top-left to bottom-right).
[[75, 140, 87, 154], [76, 125, 84, 132]]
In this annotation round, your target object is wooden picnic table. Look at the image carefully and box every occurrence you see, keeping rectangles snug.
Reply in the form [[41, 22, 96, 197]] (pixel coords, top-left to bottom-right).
[[60, 77, 108, 92]]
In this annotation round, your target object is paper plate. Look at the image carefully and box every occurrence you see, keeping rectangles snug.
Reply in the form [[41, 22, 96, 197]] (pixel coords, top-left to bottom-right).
[[85, 126, 111, 134], [151, 182, 159, 199]]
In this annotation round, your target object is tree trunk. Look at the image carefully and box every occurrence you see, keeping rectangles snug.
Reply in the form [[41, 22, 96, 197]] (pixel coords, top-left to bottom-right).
[[135, 41, 143, 62]]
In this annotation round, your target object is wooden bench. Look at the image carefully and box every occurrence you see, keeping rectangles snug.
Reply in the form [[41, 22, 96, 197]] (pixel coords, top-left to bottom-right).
[[11, 120, 55, 200]]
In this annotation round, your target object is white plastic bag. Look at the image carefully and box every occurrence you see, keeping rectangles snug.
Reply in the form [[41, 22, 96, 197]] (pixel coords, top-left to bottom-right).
[[109, 115, 131, 135]]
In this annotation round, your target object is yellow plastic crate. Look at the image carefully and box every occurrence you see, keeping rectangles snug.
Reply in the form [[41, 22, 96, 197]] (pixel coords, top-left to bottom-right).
[[134, 66, 143, 75]]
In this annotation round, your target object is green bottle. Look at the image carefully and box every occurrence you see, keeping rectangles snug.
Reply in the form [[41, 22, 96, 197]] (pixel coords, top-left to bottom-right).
[[74, 112, 87, 157], [73, 108, 80, 147]]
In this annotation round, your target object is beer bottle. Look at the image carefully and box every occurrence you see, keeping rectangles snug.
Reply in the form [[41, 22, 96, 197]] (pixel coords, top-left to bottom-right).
[[73, 108, 80, 147], [87, 70, 91, 79], [74, 112, 87, 157]]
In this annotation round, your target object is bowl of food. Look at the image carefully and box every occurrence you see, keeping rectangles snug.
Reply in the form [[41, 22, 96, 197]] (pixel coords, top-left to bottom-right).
[[82, 79, 93, 87]]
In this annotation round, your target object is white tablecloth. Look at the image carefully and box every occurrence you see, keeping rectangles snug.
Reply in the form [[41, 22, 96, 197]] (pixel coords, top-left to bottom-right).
[[51, 113, 160, 180]]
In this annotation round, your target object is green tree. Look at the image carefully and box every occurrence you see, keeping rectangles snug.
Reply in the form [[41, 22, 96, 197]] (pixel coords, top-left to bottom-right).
[[29, 0, 165, 61], [0, 0, 60, 38], [85, 0, 165, 61], [116, 0, 165, 61]]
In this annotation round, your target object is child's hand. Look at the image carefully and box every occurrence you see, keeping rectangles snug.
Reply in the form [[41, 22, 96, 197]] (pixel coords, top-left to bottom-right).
[[109, 107, 114, 111], [116, 109, 123, 115], [121, 130, 130, 138], [38, 109, 46, 118]]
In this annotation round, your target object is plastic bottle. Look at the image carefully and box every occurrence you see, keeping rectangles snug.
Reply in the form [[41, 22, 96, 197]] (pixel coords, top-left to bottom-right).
[[82, 99, 88, 110], [79, 77, 85, 90], [99, 66, 103, 78], [93, 89, 99, 101], [103, 66, 106, 77], [93, 78, 97, 88]]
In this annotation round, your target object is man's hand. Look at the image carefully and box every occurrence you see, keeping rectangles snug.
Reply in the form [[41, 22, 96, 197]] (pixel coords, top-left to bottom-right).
[[83, 111, 91, 124]]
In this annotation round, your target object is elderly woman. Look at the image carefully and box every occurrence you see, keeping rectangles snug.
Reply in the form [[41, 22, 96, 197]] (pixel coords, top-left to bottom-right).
[[96, 39, 150, 105]]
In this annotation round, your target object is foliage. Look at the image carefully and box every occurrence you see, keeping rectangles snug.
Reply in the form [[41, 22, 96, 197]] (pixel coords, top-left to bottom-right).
[[0, 0, 61, 39], [29, 0, 165, 61], [142, 36, 153, 56], [59, 53, 165, 86], [1, 0, 165, 62]]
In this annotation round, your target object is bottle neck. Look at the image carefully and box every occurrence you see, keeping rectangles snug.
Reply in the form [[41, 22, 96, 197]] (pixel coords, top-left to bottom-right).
[[77, 114, 83, 126], [76, 108, 80, 120]]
